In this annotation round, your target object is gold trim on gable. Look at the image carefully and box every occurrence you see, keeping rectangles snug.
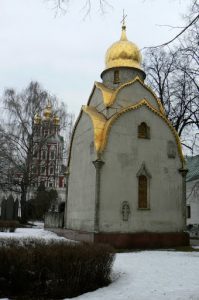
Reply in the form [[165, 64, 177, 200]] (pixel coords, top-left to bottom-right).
[[94, 77, 165, 114], [99, 99, 184, 166], [95, 82, 114, 107], [82, 106, 107, 153], [67, 99, 184, 169]]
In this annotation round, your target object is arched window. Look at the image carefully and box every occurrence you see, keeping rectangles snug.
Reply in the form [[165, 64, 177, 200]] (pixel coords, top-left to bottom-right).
[[138, 175, 148, 209], [137, 162, 151, 209], [113, 70, 120, 84], [138, 122, 150, 139], [167, 140, 176, 158]]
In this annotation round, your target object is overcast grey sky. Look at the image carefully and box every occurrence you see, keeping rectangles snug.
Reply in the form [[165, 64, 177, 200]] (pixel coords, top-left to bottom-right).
[[0, 0, 190, 116]]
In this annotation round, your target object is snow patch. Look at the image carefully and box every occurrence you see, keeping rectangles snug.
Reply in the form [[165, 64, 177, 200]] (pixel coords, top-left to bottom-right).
[[0, 228, 199, 300]]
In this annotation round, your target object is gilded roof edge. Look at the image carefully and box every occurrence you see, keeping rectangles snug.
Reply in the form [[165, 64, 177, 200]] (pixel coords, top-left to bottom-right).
[[95, 82, 114, 107], [67, 99, 184, 171], [99, 99, 184, 167], [82, 106, 107, 153], [94, 77, 165, 114]]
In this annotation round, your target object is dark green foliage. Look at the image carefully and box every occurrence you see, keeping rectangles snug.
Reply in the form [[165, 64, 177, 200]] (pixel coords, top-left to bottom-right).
[[0, 220, 19, 232], [0, 240, 115, 299], [27, 188, 58, 220]]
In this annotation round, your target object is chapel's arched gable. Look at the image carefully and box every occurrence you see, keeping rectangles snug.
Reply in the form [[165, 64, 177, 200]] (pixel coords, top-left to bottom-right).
[[99, 106, 183, 233], [88, 78, 164, 118], [114, 79, 161, 112]]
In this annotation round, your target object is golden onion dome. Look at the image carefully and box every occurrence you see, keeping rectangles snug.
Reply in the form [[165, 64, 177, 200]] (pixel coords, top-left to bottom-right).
[[34, 113, 41, 124], [43, 102, 52, 119], [53, 115, 60, 125], [105, 25, 142, 70]]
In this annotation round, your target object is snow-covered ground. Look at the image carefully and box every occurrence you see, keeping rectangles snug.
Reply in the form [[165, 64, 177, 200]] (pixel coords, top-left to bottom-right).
[[0, 226, 199, 300]]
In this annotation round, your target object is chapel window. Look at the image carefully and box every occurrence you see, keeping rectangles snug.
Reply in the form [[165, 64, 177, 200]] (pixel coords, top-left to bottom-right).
[[138, 122, 150, 139], [187, 205, 191, 219], [138, 175, 148, 209], [50, 167, 54, 175], [167, 141, 176, 158], [113, 70, 120, 84]]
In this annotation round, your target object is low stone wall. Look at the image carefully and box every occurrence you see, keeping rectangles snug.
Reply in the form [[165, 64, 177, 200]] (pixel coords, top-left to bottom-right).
[[94, 232, 190, 249], [44, 212, 64, 228], [49, 229, 189, 249], [47, 228, 94, 242]]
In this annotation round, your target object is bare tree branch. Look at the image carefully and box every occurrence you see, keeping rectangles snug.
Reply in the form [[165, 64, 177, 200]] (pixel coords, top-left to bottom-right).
[[144, 13, 199, 49]]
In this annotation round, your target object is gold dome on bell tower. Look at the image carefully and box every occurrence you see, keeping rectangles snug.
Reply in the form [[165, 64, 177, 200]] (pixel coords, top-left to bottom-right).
[[105, 17, 142, 70], [43, 101, 52, 120]]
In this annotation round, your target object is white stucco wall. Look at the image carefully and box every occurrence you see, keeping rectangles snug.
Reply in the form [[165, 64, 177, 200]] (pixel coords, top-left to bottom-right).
[[115, 81, 160, 111], [88, 87, 104, 107], [66, 113, 96, 231], [99, 105, 184, 233]]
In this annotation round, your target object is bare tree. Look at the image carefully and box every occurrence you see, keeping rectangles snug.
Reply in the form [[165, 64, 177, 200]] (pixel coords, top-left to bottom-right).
[[47, 0, 112, 16], [0, 81, 73, 220], [143, 0, 199, 155], [145, 0, 199, 49], [143, 46, 199, 154]]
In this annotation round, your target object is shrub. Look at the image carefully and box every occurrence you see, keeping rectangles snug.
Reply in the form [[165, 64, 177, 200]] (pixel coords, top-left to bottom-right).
[[0, 220, 19, 232], [0, 239, 115, 299]]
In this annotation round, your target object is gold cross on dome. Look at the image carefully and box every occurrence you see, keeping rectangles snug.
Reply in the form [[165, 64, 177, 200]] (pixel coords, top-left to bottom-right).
[[121, 9, 127, 27]]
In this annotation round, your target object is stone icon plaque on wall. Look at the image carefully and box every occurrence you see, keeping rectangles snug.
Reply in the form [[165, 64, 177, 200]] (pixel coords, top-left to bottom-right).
[[121, 201, 130, 221]]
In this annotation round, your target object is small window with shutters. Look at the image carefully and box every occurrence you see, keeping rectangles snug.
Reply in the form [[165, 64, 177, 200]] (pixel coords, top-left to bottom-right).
[[113, 70, 120, 84], [138, 122, 150, 139], [138, 175, 148, 209]]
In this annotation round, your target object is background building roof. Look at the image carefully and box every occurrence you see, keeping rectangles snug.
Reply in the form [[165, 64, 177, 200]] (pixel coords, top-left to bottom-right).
[[186, 155, 199, 182]]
